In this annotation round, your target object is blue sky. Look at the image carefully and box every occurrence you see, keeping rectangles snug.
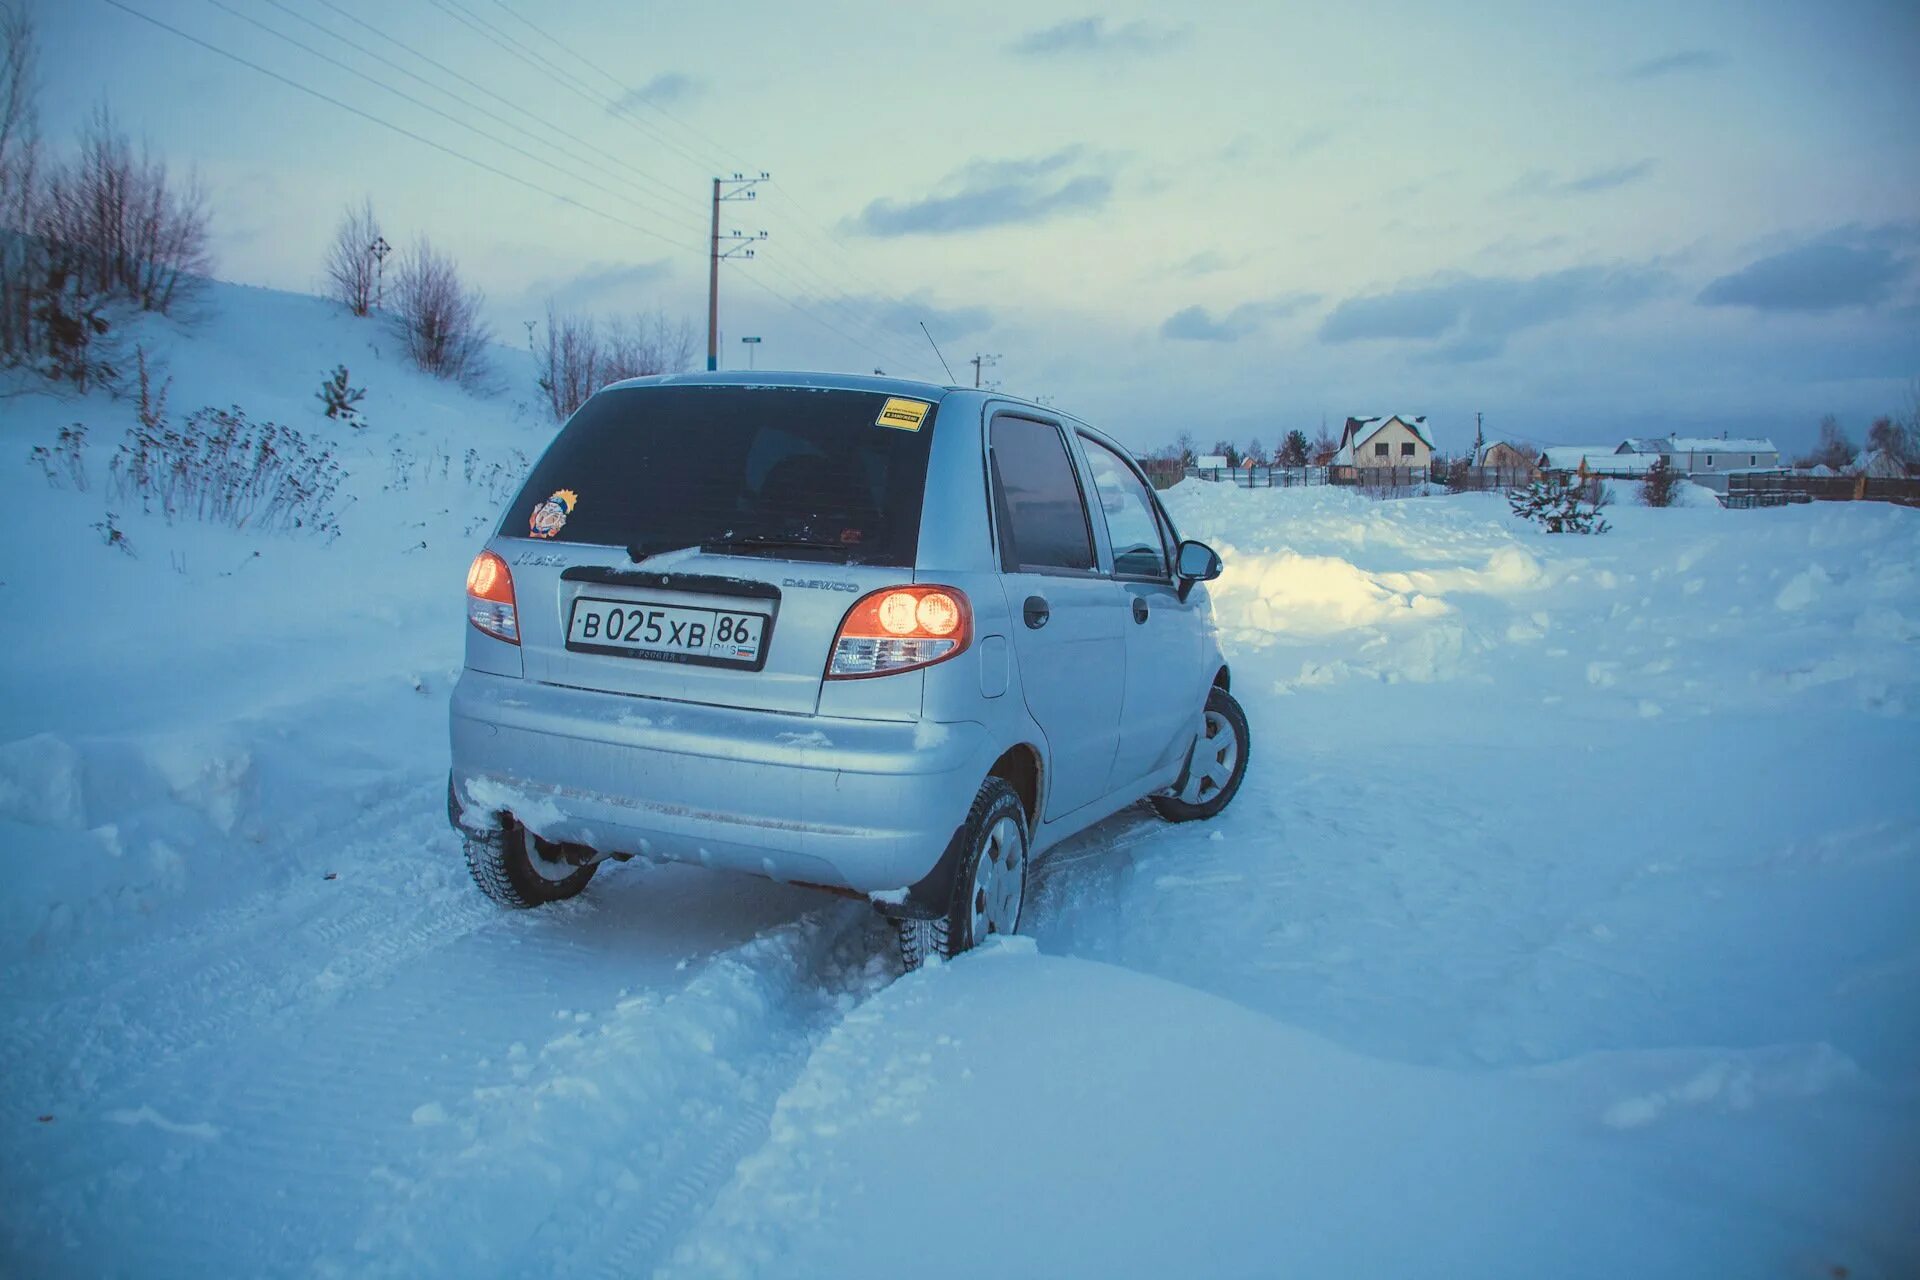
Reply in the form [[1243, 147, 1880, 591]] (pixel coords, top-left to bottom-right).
[[35, 0, 1920, 454]]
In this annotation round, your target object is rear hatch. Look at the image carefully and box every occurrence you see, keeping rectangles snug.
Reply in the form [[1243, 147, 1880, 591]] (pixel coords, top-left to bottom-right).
[[496, 383, 942, 716]]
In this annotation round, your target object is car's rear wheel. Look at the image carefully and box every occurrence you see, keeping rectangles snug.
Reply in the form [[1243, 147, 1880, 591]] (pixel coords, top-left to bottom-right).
[[463, 820, 598, 908], [895, 777, 1028, 970], [1150, 686, 1250, 822]]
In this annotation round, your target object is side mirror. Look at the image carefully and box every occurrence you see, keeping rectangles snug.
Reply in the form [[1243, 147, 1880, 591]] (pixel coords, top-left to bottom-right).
[[1175, 540, 1222, 597]]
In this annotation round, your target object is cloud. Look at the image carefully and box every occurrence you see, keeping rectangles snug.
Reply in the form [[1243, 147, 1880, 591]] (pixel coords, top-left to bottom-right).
[[1162, 294, 1320, 342], [1698, 227, 1918, 312], [609, 72, 705, 115], [530, 259, 675, 313], [1174, 250, 1237, 277], [1511, 159, 1655, 197], [1285, 125, 1338, 159], [1621, 49, 1726, 80], [849, 293, 994, 341], [845, 148, 1114, 237], [1009, 16, 1188, 57], [1318, 265, 1667, 360]]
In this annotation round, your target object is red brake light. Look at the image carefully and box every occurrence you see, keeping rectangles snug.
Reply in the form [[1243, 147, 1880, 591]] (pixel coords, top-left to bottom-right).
[[466, 550, 519, 644], [828, 586, 971, 679]]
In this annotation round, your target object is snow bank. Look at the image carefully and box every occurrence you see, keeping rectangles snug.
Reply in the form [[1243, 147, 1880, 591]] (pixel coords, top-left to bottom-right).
[[667, 947, 1910, 1279]]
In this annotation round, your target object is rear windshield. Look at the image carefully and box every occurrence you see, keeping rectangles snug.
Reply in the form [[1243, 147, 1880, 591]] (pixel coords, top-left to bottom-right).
[[505, 385, 940, 566]]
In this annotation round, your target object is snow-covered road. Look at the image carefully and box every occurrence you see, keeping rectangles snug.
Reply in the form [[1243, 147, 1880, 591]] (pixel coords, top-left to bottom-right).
[[4, 289, 1916, 1277]]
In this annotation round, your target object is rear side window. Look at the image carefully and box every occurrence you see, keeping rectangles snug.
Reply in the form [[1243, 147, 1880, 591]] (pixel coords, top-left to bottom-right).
[[990, 416, 1094, 573], [1080, 436, 1170, 579], [505, 386, 937, 566]]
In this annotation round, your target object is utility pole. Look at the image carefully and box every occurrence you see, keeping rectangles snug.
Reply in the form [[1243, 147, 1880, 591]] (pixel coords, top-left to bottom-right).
[[707, 172, 769, 371], [969, 353, 1000, 389], [1473, 410, 1484, 460]]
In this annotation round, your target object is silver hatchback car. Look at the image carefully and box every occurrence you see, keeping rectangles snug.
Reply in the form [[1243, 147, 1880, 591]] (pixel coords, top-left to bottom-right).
[[448, 373, 1249, 964]]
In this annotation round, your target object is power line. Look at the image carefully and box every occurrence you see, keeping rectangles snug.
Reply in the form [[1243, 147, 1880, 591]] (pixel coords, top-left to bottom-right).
[[99, 0, 701, 252], [425, 0, 714, 192], [305, 0, 699, 216], [469, 0, 947, 361], [257, 0, 692, 220], [198, 0, 704, 237]]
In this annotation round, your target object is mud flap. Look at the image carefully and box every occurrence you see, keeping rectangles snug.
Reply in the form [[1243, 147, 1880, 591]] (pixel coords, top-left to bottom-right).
[[871, 813, 971, 922]]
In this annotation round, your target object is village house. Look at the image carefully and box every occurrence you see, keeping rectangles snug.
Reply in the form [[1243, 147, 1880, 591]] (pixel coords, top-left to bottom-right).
[[1621, 435, 1780, 475], [1475, 438, 1538, 475], [1334, 415, 1434, 470]]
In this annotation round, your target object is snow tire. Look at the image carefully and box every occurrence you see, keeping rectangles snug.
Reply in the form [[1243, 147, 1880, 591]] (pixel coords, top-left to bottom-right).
[[1150, 686, 1250, 823], [895, 777, 1027, 971], [462, 821, 597, 908]]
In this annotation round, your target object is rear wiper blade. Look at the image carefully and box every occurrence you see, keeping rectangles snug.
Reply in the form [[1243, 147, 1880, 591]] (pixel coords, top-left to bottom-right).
[[699, 535, 854, 561]]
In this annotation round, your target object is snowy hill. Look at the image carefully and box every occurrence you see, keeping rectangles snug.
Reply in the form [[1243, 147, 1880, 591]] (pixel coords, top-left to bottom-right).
[[2, 283, 1918, 1277]]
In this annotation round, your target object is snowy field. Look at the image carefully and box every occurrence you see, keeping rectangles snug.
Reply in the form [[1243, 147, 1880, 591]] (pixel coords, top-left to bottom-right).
[[3, 283, 1918, 1278]]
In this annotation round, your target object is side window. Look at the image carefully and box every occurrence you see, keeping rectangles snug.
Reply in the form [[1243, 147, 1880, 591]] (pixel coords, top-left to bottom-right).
[[1400, 441, 1415, 457], [1080, 435, 1170, 579], [990, 416, 1094, 573]]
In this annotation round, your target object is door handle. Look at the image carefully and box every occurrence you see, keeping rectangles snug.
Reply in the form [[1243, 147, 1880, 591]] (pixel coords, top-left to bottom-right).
[[1131, 596, 1150, 624], [1022, 595, 1050, 629]]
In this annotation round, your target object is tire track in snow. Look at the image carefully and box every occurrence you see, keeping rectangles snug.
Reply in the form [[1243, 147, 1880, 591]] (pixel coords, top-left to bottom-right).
[[1, 782, 495, 1106], [330, 905, 896, 1279]]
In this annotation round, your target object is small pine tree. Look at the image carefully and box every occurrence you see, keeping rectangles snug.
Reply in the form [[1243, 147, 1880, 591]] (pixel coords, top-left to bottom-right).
[[318, 364, 366, 424], [1278, 429, 1310, 467], [1639, 455, 1678, 507], [1508, 476, 1610, 534]]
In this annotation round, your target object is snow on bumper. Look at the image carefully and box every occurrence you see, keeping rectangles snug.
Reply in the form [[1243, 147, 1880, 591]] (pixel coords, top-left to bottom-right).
[[448, 669, 988, 893]]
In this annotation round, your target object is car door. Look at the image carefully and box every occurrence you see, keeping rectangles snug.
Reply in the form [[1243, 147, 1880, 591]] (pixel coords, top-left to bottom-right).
[[988, 412, 1126, 821], [1076, 432, 1205, 792]]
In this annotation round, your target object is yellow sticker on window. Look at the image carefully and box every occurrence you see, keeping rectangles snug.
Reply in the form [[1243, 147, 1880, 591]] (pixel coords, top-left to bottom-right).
[[875, 397, 931, 431]]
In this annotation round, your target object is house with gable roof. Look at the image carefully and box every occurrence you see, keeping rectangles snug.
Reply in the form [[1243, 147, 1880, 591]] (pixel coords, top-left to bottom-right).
[[1333, 415, 1433, 470]]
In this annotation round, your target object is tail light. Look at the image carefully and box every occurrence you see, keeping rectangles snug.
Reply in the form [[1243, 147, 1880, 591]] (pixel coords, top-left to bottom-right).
[[466, 550, 519, 644], [827, 585, 971, 679]]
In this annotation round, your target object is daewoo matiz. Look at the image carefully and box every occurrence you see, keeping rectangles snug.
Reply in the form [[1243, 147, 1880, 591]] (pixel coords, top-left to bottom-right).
[[449, 373, 1248, 965]]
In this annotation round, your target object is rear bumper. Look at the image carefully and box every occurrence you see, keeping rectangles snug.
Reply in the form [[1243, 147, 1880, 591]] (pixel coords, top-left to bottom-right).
[[448, 669, 989, 893]]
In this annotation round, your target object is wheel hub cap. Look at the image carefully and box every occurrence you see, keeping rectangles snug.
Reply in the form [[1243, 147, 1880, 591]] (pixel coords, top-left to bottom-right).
[[1177, 709, 1239, 805], [969, 815, 1026, 941]]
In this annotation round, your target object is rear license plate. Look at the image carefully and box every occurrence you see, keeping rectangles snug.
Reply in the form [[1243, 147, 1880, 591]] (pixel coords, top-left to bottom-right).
[[566, 596, 770, 668]]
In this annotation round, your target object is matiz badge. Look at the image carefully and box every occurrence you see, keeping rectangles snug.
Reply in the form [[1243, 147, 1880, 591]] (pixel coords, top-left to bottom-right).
[[529, 488, 578, 539]]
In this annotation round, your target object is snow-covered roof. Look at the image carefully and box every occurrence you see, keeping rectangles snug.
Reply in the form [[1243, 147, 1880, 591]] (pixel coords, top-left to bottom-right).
[[1194, 454, 1232, 470], [1660, 437, 1777, 454], [1475, 437, 1533, 464], [1802, 463, 1838, 477], [1538, 446, 1617, 471], [1588, 452, 1666, 476], [1857, 449, 1908, 478]]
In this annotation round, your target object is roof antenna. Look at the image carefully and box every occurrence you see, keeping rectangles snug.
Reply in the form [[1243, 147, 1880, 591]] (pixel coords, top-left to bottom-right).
[[919, 320, 956, 384]]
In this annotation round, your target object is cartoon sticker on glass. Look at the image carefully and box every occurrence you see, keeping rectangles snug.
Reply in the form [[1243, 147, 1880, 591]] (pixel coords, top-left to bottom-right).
[[529, 488, 577, 539]]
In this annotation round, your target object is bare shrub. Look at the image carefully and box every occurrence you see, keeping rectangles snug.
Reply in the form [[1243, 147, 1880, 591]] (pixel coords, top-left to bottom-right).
[[602, 309, 695, 383], [536, 304, 696, 421], [392, 238, 491, 386], [27, 421, 86, 489], [323, 198, 381, 317], [39, 104, 210, 314], [109, 405, 346, 537]]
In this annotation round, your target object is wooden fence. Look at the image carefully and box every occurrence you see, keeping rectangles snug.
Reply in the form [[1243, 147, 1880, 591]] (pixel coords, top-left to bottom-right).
[[1727, 473, 1920, 509]]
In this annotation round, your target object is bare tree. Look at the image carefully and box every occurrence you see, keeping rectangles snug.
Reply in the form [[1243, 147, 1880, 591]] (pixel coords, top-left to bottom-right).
[[1865, 414, 1912, 467], [1797, 414, 1856, 470], [0, 0, 42, 360], [537, 302, 600, 420], [601, 309, 695, 382], [391, 237, 491, 386], [322, 198, 380, 317]]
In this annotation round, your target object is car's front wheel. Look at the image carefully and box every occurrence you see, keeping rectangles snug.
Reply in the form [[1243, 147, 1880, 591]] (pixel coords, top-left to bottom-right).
[[462, 820, 598, 908], [1150, 685, 1250, 822], [895, 777, 1029, 970]]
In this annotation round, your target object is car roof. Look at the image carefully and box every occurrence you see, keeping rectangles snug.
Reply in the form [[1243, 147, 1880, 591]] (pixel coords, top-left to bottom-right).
[[600, 369, 962, 400], [596, 370, 1100, 443]]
